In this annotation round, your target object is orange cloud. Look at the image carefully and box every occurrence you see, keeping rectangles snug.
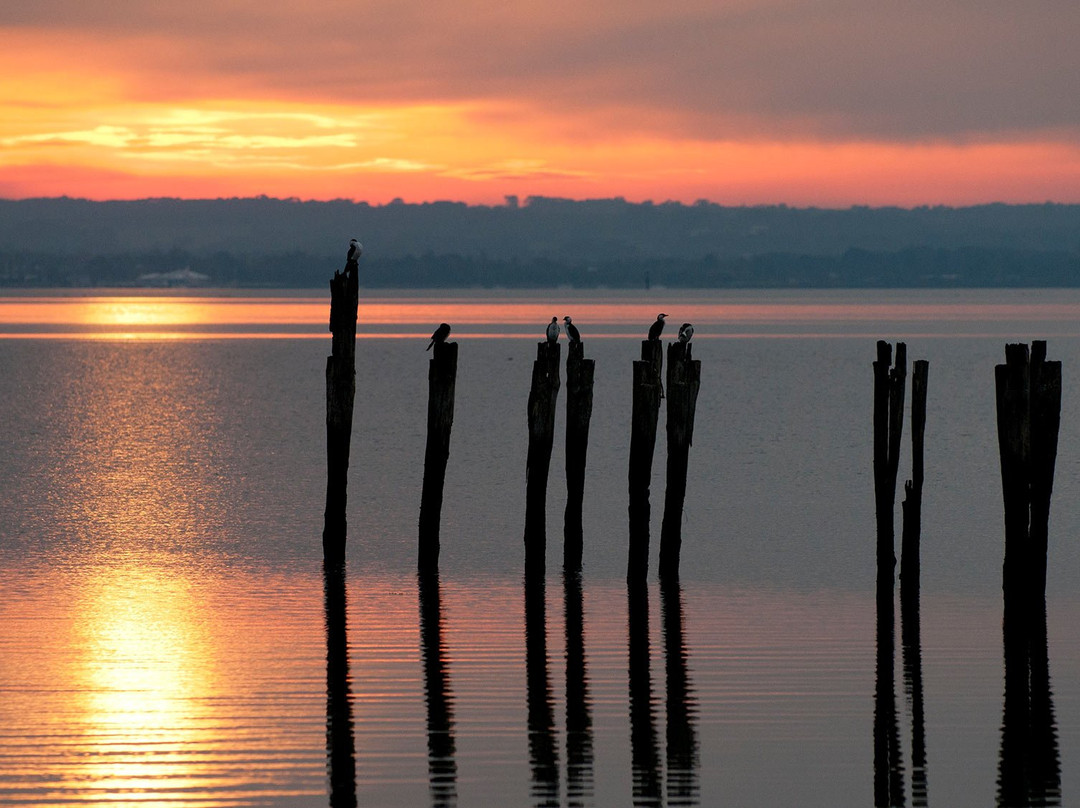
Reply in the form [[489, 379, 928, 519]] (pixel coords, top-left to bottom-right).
[[1, 5, 1079, 205]]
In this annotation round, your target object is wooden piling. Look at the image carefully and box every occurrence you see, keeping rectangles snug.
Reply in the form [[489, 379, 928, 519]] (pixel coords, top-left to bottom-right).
[[564, 341, 595, 571], [900, 359, 929, 600], [524, 341, 561, 574], [418, 341, 459, 573], [996, 341, 1061, 600], [873, 340, 906, 577], [323, 258, 360, 563], [659, 341, 702, 579], [628, 340, 663, 581], [1029, 341, 1061, 598]]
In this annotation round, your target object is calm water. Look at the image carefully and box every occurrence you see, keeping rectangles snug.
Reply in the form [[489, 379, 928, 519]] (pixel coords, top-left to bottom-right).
[[2, 288, 1080, 806]]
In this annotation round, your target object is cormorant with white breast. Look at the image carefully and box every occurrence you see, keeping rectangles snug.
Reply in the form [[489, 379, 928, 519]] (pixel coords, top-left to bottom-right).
[[347, 238, 362, 264], [427, 322, 451, 350], [678, 322, 694, 343], [546, 317, 561, 343], [563, 316, 581, 344], [648, 313, 667, 341]]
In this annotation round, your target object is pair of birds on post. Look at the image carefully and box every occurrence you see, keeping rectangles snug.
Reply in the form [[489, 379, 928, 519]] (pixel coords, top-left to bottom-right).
[[545, 316, 581, 344]]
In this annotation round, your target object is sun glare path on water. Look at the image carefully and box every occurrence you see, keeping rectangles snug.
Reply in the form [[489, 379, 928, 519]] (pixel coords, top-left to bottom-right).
[[5, 293, 1080, 340]]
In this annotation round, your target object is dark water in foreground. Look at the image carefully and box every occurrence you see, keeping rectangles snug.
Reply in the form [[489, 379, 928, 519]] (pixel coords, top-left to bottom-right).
[[2, 289, 1080, 806]]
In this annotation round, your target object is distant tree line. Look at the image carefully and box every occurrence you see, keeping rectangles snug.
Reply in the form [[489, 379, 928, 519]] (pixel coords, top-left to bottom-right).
[[0, 196, 1077, 287], [2, 245, 1077, 289]]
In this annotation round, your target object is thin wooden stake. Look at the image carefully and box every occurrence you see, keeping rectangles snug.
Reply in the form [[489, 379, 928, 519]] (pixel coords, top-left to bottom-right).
[[524, 341, 561, 574], [564, 341, 595, 571], [323, 258, 359, 562], [659, 340, 701, 579], [418, 341, 458, 573], [628, 340, 663, 581]]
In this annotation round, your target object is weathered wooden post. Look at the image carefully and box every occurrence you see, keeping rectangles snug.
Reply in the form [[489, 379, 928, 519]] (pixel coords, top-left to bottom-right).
[[628, 340, 663, 581], [323, 254, 360, 563], [564, 341, 595, 571], [900, 359, 929, 601], [418, 341, 458, 572], [524, 341, 561, 574], [996, 341, 1061, 601], [1029, 341, 1061, 599], [659, 341, 701, 579], [873, 340, 906, 578]]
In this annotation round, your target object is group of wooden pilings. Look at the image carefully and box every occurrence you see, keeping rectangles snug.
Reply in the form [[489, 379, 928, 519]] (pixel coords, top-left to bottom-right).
[[321, 261, 703, 576], [522, 337, 702, 579], [872, 339, 1063, 808], [873, 340, 929, 601], [873, 337, 1062, 600]]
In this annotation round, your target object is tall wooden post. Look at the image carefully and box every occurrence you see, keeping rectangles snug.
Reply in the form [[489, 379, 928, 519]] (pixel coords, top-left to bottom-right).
[[564, 341, 595, 571], [323, 258, 359, 563], [873, 340, 906, 579], [628, 340, 663, 581], [900, 359, 929, 601], [996, 341, 1061, 601], [525, 341, 561, 575], [419, 341, 458, 573], [1029, 341, 1061, 599], [659, 341, 702, 579]]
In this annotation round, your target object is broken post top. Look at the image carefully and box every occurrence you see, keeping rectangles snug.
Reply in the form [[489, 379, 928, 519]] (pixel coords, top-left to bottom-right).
[[328, 254, 360, 362]]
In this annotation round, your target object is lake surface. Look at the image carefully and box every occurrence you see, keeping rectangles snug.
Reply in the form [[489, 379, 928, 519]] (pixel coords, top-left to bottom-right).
[[2, 288, 1080, 806]]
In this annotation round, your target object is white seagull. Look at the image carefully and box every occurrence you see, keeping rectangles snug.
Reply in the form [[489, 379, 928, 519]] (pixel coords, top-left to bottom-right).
[[546, 317, 561, 343]]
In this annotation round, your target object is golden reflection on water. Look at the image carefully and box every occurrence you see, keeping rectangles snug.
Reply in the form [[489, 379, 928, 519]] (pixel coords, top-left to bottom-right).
[[5, 293, 1080, 340], [70, 566, 221, 798]]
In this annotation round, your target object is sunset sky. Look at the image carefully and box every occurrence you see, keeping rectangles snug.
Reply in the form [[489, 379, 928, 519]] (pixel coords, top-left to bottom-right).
[[1, 0, 1077, 205]]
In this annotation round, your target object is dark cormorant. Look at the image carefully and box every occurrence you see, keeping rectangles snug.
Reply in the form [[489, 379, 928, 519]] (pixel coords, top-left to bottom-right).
[[427, 322, 451, 350], [546, 317, 561, 343], [563, 316, 581, 343], [648, 313, 667, 340], [678, 322, 694, 343], [347, 238, 362, 263]]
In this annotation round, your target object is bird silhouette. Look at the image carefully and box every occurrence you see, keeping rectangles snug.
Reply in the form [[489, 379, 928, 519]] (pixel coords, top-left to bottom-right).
[[427, 322, 451, 350]]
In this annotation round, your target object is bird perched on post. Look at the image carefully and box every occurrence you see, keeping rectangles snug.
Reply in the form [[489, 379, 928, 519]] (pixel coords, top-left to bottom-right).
[[563, 316, 581, 344], [546, 317, 561, 343], [648, 313, 667, 340], [346, 238, 362, 264], [427, 322, 451, 350], [678, 322, 694, 343]]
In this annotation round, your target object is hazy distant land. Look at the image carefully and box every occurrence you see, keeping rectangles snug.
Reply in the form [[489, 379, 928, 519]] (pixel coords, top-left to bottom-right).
[[0, 196, 1077, 289]]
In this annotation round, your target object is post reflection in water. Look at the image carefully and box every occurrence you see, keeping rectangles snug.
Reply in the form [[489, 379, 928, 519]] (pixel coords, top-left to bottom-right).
[[661, 579, 699, 806], [418, 572, 458, 807], [997, 597, 1061, 807], [874, 574, 904, 808], [627, 579, 662, 807], [525, 572, 560, 806], [324, 560, 358, 808], [563, 571, 594, 806], [900, 587, 928, 807]]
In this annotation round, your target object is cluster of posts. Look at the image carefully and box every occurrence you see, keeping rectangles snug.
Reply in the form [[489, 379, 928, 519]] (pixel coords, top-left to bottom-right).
[[321, 253, 1066, 804], [872, 339, 1062, 807], [318, 254, 702, 804], [322, 256, 703, 580]]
